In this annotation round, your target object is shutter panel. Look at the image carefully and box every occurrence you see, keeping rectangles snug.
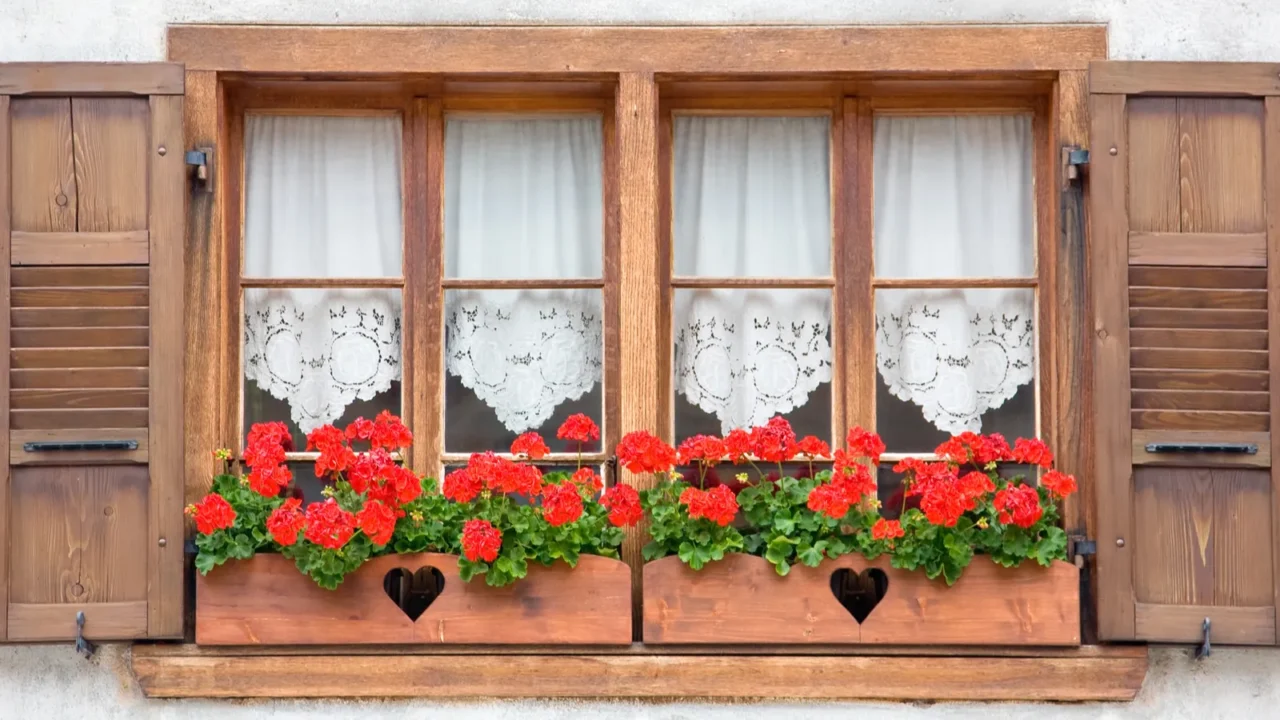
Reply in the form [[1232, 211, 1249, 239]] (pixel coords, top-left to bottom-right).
[[1091, 62, 1280, 644], [0, 64, 185, 641]]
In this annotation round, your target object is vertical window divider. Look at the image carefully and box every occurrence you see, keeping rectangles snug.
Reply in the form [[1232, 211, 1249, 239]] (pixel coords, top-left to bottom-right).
[[846, 96, 876, 442], [415, 96, 445, 479]]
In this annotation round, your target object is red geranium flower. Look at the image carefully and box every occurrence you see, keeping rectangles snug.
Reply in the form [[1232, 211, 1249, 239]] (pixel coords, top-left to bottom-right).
[[1012, 438, 1055, 469], [677, 434, 728, 467], [616, 431, 677, 475], [600, 484, 643, 527], [993, 483, 1044, 528], [371, 410, 413, 451], [790, 435, 832, 460], [510, 432, 550, 460], [186, 493, 236, 535], [1040, 469, 1077, 498], [315, 443, 356, 479], [461, 519, 502, 563], [723, 428, 752, 464], [807, 482, 852, 520], [368, 463, 423, 509], [846, 426, 885, 465], [541, 482, 585, 527], [936, 432, 1012, 466], [902, 461, 968, 527], [356, 499, 397, 546], [750, 416, 797, 463], [570, 467, 603, 494], [872, 517, 904, 541], [832, 460, 876, 504], [679, 485, 738, 526], [306, 424, 345, 453], [303, 498, 356, 550], [957, 471, 996, 510], [244, 421, 293, 468], [346, 448, 393, 495], [247, 463, 293, 498], [443, 467, 483, 503], [266, 498, 305, 546], [345, 417, 375, 441], [557, 414, 600, 445]]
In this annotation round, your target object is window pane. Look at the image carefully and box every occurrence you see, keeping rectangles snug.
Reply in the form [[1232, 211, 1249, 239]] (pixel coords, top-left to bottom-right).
[[673, 115, 830, 277], [445, 115, 604, 279], [873, 115, 1033, 279], [244, 288, 402, 435], [244, 114, 403, 278], [875, 288, 1034, 447], [674, 288, 832, 439], [445, 289, 603, 452]]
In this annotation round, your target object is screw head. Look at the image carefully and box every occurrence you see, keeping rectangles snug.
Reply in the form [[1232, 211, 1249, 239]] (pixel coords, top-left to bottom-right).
[[1109, 146, 1118, 156], [157, 146, 167, 156], [158, 537, 167, 547], [1116, 538, 1125, 548]]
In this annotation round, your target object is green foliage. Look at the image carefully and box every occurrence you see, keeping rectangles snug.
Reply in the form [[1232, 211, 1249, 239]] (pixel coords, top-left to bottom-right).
[[641, 480, 743, 570], [191, 472, 281, 575], [737, 472, 876, 576]]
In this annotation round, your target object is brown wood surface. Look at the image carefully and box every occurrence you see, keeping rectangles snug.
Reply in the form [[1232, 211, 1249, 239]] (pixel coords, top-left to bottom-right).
[[12, 265, 148, 288], [1131, 429, 1271, 468], [1131, 348, 1268, 371], [643, 554, 1079, 646], [10, 409, 148, 430], [0, 63, 183, 96], [1090, 91, 1135, 640], [7, 600, 148, 641], [72, 98, 151, 232], [10, 428, 149, 466], [9, 98, 76, 234], [1126, 97, 1178, 232], [1135, 603, 1275, 644], [11, 368, 148, 390], [11, 348, 148, 369], [1129, 307, 1268, 330], [10, 231, 149, 265], [1179, 98, 1266, 233], [847, 97, 875, 434], [1267, 95, 1280, 650], [403, 97, 433, 476], [1092, 62, 1280, 96], [1128, 286, 1266, 310], [0, 95, 9, 639], [1130, 389, 1269, 411], [11, 328, 150, 348], [1130, 329, 1267, 350], [11, 287, 149, 308], [170, 25, 1106, 74], [11, 307, 149, 328], [1130, 369, 1269, 392], [1132, 409, 1268, 431], [195, 553, 632, 645], [1130, 265, 1267, 289], [1129, 232, 1266, 267]]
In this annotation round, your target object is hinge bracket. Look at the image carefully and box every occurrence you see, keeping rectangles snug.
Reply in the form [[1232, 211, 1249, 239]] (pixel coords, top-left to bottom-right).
[[1062, 145, 1089, 184], [74, 611, 96, 660], [1068, 535, 1097, 568], [186, 147, 215, 194]]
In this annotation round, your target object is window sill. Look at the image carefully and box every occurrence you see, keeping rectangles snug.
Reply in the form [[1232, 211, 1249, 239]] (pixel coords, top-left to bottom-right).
[[130, 643, 1147, 701]]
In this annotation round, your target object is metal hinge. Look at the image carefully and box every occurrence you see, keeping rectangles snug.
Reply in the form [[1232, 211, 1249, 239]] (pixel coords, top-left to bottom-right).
[[185, 147, 215, 193], [74, 611, 95, 660], [1062, 146, 1090, 184], [1195, 617, 1212, 660], [1069, 535, 1097, 569]]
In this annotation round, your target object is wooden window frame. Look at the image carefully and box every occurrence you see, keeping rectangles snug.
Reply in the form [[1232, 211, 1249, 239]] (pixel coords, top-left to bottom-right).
[[162, 24, 1139, 702]]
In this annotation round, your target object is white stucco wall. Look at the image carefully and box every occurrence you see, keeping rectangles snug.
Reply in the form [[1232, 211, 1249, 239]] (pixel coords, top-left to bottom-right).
[[3, 0, 1280, 717]]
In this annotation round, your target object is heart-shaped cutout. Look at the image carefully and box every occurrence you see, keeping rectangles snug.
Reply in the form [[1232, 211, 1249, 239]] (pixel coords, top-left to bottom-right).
[[829, 568, 889, 624], [382, 566, 446, 621]]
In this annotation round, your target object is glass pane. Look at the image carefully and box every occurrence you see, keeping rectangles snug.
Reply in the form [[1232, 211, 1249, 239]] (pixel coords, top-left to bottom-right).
[[244, 114, 403, 278], [673, 115, 830, 277], [445, 115, 604, 279], [244, 288, 402, 436], [674, 288, 832, 440], [873, 114, 1033, 279], [875, 288, 1035, 451], [445, 289, 603, 452]]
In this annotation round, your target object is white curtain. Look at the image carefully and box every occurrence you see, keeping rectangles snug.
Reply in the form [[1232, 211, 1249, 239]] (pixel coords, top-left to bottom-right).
[[242, 115, 404, 432], [873, 114, 1035, 435], [444, 115, 604, 434], [673, 116, 832, 433]]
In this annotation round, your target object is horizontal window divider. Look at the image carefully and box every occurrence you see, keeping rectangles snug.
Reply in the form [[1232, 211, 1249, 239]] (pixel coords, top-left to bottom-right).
[[241, 451, 406, 462], [872, 277, 1038, 289], [441, 278, 605, 290], [240, 277, 404, 289], [670, 277, 835, 289]]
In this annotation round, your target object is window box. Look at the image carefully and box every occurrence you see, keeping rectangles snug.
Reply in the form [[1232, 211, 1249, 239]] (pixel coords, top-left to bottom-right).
[[195, 552, 632, 645], [642, 553, 1079, 645]]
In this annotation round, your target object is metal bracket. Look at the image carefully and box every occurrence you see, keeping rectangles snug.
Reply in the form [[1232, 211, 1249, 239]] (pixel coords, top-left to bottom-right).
[[74, 611, 96, 660], [185, 146, 215, 194], [1068, 535, 1097, 569], [1062, 145, 1090, 184], [1195, 617, 1212, 660]]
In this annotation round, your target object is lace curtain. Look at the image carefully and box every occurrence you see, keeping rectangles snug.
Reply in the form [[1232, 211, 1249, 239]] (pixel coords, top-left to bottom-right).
[[242, 115, 404, 432], [444, 115, 604, 434], [673, 116, 832, 433], [873, 115, 1035, 435]]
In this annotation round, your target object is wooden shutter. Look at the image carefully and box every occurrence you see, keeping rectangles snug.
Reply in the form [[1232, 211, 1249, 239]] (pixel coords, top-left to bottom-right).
[[1091, 62, 1280, 644], [0, 64, 185, 641]]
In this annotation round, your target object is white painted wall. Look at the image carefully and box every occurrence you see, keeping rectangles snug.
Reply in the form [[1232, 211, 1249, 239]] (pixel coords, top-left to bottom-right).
[[3, 0, 1280, 717]]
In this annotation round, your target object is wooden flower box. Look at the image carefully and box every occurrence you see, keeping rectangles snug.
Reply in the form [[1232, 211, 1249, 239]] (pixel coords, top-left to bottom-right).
[[643, 553, 1080, 645], [196, 552, 632, 645]]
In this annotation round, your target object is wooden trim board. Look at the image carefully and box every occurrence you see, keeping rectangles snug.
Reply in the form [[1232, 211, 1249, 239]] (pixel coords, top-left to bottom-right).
[[1128, 232, 1266, 267], [10, 231, 149, 266], [1091, 62, 1280, 96], [0, 63, 184, 96], [1135, 603, 1276, 645]]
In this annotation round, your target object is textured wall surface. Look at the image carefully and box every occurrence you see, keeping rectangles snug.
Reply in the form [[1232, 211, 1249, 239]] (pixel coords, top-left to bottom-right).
[[3, 0, 1280, 717]]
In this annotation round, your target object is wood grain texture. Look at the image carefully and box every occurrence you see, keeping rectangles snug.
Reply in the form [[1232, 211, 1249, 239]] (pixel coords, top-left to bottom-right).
[[0, 95, 9, 640], [10, 409, 148, 430], [10, 231, 149, 265], [1089, 92, 1135, 640], [643, 554, 1079, 646], [9, 98, 76, 233], [1178, 98, 1265, 234], [1213, 470, 1273, 606], [407, 97, 442, 478], [11, 368, 148, 390], [1267, 95, 1280, 650], [0, 63, 183, 95], [1131, 329, 1267, 352], [1128, 232, 1265, 267], [10, 428, 149, 466], [1130, 265, 1266, 289], [1091, 62, 1280, 96], [12, 266, 148, 287], [71, 98, 150, 232], [149, 94, 186, 638], [1129, 307, 1267, 330], [1134, 467, 1215, 605], [195, 553, 632, 645], [1130, 369, 1269, 392], [1131, 348, 1268, 371], [846, 97, 875, 434], [11, 348, 148, 369], [1132, 409, 1268, 431], [11, 287, 149, 308], [1132, 429, 1271, 468], [1128, 286, 1266, 310], [131, 645, 1147, 701], [169, 25, 1107, 74], [1126, 97, 1178, 233], [12, 328, 150, 348], [1130, 389, 1269, 412], [1135, 603, 1275, 644], [7, 601, 148, 641]]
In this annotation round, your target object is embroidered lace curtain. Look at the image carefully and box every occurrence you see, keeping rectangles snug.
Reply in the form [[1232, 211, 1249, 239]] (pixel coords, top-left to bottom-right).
[[673, 115, 832, 434], [242, 115, 404, 432], [444, 115, 604, 435], [873, 114, 1035, 435]]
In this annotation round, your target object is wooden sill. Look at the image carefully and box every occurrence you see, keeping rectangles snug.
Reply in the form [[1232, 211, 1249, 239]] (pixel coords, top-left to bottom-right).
[[131, 644, 1147, 701]]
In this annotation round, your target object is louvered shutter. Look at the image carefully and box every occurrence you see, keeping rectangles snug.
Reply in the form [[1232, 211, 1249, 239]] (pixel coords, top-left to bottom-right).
[[0, 64, 185, 640], [1091, 62, 1280, 644]]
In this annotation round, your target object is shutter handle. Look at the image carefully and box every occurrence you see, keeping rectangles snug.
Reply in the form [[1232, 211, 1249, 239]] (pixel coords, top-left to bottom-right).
[[1145, 442, 1257, 455], [23, 440, 138, 452]]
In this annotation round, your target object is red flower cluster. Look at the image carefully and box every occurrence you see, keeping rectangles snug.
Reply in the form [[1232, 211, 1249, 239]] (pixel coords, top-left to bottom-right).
[[443, 467, 482, 503], [304, 419, 424, 516], [846, 426, 886, 465], [247, 463, 293, 498], [896, 459, 993, 527], [541, 482, 585, 527], [468, 451, 544, 497], [242, 421, 293, 497], [807, 481, 855, 519], [617, 430, 678, 474], [1012, 438, 1055, 468], [1040, 469, 1077, 498], [724, 429, 752, 463], [808, 458, 875, 520], [790, 435, 831, 460], [993, 483, 1043, 528], [750, 416, 797, 463], [303, 498, 356, 550], [511, 432, 550, 460], [461, 519, 502, 563], [557, 413, 600, 445], [872, 517, 904, 542], [679, 484, 739, 526], [356, 499, 397, 546], [677, 435, 728, 467], [370, 410, 413, 451], [266, 498, 305, 546], [186, 493, 236, 534], [600, 484, 642, 527], [935, 432, 1012, 466], [571, 467, 603, 494]]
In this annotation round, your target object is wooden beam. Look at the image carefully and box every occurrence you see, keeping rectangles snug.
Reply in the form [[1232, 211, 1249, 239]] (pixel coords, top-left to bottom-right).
[[1128, 232, 1267, 267], [0, 63, 185, 96], [168, 25, 1107, 74], [131, 644, 1148, 701], [1135, 603, 1275, 644], [1091, 62, 1280, 97]]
